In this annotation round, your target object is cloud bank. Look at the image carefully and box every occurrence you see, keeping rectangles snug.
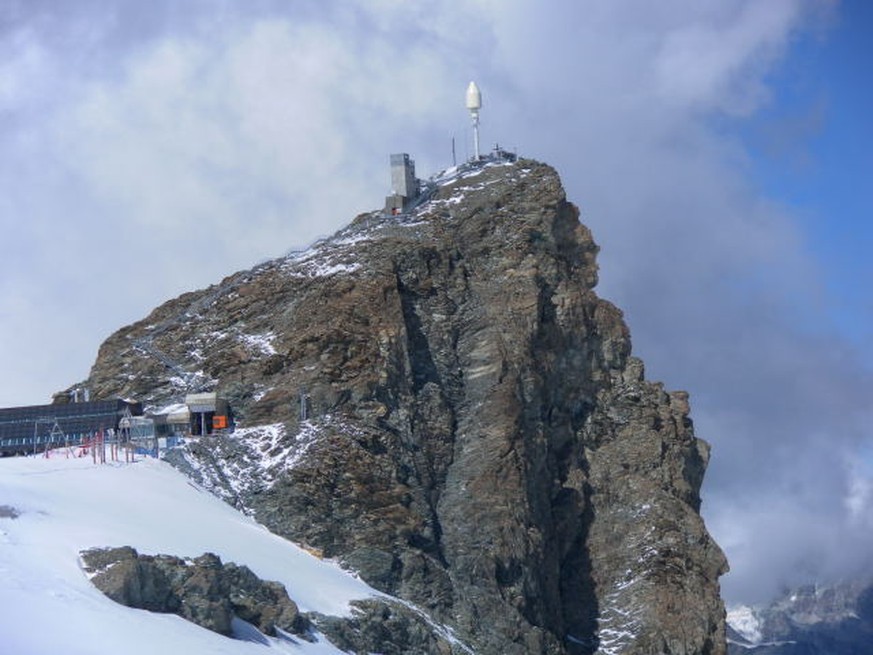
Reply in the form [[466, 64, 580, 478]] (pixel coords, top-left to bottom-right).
[[2, 0, 869, 603]]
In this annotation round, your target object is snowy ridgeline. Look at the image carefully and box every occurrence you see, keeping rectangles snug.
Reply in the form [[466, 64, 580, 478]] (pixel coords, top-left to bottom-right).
[[0, 454, 380, 655], [727, 605, 764, 645], [276, 160, 531, 281]]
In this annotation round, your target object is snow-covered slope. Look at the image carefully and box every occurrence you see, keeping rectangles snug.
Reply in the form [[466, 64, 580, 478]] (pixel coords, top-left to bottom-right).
[[0, 453, 379, 655]]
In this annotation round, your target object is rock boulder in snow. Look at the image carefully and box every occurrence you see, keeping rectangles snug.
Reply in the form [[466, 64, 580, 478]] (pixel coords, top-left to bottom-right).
[[80, 547, 309, 639]]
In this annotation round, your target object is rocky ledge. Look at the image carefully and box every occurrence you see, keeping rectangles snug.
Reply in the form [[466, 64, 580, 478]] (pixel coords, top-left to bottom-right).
[[81, 159, 728, 654]]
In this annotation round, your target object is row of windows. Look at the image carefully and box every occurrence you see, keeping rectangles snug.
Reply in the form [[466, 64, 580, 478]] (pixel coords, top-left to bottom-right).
[[0, 432, 116, 447], [0, 421, 119, 441]]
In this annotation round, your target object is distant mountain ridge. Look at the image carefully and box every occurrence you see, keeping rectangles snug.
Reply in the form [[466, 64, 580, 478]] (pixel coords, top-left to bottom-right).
[[727, 580, 873, 655], [78, 159, 728, 654]]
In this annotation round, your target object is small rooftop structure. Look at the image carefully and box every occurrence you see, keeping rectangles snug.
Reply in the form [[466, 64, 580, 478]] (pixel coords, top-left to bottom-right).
[[150, 403, 191, 438], [384, 153, 421, 215], [183, 392, 229, 436]]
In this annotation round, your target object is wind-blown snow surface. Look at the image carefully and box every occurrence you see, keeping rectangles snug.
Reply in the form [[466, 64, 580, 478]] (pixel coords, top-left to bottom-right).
[[0, 454, 378, 655]]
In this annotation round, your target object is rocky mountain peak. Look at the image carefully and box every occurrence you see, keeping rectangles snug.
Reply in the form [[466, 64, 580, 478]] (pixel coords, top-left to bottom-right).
[[86, 159, 600, 418], [81, 158, 728, 654], [727, 579, 873, 654]]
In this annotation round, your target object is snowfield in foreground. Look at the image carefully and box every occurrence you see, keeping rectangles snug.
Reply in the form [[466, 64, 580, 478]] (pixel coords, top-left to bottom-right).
[[0, 454, 378, 655]]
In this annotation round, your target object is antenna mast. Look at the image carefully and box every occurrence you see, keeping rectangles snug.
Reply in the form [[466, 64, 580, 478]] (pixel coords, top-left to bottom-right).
[[466, 81, 482, 161]]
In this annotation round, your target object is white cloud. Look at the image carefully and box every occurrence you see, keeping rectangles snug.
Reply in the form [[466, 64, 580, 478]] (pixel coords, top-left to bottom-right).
[[653, 1, 799, 116], [1, 0, 868, 606]]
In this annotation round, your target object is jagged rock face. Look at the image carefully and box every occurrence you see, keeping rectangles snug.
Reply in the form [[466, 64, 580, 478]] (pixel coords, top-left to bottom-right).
[[83, 160, 728, 654], [79, 547, 308, 638], [310, 598, 468, 655]]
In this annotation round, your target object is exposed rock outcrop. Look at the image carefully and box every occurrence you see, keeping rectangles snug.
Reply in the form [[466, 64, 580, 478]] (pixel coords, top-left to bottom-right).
[[80, 159, 727, 653], [0, 504, 20, 519], [310, 598, 470, 655], [80, 547, 309, 639]]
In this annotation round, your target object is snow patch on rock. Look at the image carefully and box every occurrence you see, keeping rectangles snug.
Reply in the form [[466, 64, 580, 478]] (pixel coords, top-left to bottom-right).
[[727, 605, 763, 645]]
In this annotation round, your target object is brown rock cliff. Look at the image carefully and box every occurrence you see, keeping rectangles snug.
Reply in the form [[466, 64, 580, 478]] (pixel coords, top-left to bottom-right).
[[82, 160, 727, 654]]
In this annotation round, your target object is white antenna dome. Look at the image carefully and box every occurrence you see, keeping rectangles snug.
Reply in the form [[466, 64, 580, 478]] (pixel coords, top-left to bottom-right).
[[465, 81, 482, 111]]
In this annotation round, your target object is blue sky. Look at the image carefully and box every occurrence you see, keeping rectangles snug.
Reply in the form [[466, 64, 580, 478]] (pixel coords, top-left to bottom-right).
[[742, 2, 872, 352], [1, 0, 870, 605]]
